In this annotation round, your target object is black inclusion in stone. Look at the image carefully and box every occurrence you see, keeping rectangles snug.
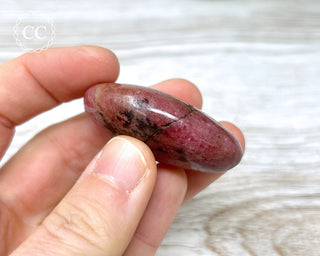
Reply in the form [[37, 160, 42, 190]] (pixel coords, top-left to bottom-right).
[[178, 155, 187, 163], [175, 149, 184, 154], [124, 110, 134, 122], [116, 115, 124, 122], [143, 98, 149, 104], [135, 98, 150, 109], [136, 118, 150, 133], [97, 111, 118, 134]]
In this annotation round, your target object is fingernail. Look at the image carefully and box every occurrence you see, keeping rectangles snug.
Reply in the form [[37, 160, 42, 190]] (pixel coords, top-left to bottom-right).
[[93, 137, 148, 192]]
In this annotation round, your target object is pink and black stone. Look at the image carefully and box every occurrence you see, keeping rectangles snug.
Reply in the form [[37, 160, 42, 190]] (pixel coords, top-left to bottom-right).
[[84, 83, 243, 172]]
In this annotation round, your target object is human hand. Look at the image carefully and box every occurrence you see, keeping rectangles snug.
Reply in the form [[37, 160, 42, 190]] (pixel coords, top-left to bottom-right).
[[0, 46, 245, 256]]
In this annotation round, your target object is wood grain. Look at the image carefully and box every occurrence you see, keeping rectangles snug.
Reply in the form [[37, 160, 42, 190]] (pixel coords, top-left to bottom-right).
[[0, 0, 320, 255]]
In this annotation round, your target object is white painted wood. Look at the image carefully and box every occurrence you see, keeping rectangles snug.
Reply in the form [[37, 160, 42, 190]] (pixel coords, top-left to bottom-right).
[[0, 0, 319, 255]]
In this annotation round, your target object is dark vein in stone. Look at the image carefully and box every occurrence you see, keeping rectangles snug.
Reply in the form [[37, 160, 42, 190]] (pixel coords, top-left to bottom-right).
[[145, 104, 194, 144]]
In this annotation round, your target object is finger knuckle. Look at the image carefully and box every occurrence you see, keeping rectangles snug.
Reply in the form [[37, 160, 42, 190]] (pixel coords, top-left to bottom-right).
[[43, 197, 112, 252]]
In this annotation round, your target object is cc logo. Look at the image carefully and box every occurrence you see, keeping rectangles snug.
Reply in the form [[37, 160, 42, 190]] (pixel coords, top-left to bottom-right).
[[22, 25, 47, 40], [13, 12, 55, 52]]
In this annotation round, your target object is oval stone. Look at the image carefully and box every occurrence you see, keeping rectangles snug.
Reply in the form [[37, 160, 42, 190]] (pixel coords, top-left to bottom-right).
[[84, 83, 243, 172]]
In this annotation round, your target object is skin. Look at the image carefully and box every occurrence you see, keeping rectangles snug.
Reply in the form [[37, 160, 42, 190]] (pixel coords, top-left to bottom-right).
[[0, 46, 245, 256]]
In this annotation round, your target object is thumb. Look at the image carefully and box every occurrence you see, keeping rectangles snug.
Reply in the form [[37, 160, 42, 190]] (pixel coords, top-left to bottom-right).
[[11, 135, 157, 256]]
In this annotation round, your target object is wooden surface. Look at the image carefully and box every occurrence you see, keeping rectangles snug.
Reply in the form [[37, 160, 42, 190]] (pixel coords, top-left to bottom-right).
[[1, 0, 320, 255]]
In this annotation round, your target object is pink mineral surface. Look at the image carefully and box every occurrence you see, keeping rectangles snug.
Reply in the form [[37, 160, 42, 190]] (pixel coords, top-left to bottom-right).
[[84, 83, 243, 172]]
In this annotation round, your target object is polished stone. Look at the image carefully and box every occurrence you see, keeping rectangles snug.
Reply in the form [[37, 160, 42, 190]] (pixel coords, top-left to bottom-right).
[[85, 83, 243, 172]]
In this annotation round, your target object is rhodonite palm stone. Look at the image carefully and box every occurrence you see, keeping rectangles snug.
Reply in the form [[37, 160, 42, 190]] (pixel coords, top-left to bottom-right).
[[84, 83, 243, 172]]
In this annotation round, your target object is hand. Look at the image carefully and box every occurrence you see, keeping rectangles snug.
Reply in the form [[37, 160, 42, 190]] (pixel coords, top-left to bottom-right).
[[0, 46, 245, 256]]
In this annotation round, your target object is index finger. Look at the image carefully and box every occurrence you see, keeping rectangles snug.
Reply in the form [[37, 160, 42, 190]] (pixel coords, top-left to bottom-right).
[[0, 46, 120, 159]]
